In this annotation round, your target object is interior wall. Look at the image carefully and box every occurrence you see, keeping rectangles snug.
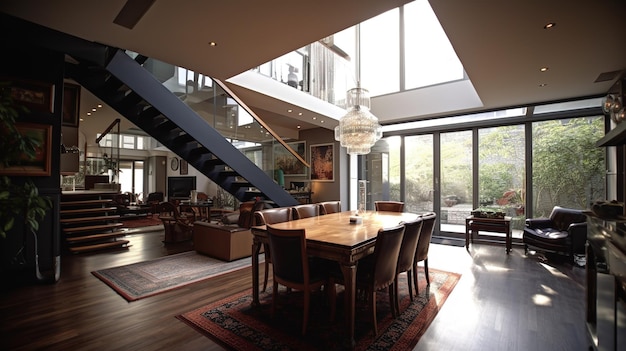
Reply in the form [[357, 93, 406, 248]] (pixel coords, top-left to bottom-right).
[[299, 127, 344, 205]]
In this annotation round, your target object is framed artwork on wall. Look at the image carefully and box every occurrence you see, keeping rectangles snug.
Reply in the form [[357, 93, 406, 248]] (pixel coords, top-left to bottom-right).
[[274, 141, 306, 176], [0, 123, 52, 176], [180, 160, 188, 175], [5, 78, 55, 114], [62, 83, 81, 126], [310, 143, 334, 182]]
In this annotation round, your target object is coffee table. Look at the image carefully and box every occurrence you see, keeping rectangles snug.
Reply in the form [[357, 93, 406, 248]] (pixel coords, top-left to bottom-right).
[[465, 216, 512, 253]]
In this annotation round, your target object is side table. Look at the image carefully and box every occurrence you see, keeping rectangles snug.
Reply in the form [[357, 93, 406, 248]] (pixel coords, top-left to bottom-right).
[[465, 216, 512, 254]]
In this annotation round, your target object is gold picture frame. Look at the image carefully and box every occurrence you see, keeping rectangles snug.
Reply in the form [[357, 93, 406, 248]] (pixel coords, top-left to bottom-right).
[[0, 123, 52, 176]]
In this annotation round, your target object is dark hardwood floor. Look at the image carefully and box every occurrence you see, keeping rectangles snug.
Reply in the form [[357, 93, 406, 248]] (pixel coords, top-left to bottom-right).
[[0, 229, 589, 351]]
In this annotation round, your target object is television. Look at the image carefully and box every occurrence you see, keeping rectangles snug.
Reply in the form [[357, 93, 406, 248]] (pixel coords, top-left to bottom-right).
[[167, 176, 196, 199]]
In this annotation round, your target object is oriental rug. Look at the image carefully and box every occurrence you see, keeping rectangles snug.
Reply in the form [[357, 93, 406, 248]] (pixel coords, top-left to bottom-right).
[[92, 251, 262, 301], [177, 269, 460, 351]]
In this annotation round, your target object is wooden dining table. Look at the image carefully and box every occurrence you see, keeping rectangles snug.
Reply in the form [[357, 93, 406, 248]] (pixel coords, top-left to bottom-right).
[[250, 210, 420, 349]]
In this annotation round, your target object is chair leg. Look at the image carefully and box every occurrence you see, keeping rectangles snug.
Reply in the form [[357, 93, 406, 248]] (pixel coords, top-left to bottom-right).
[[412, 262, 419, 296], [271, 280, 278, 317], [263, 261, 270, 292], [370, 290, 378, 337], [424, 258, 430, 286], [302, 290, 310, 336], [406, 270, 414, 302], [393, 277, 400, 317]]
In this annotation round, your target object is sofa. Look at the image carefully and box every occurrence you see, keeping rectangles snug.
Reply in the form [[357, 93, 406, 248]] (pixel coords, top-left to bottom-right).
[[193, 200, 266, 261]]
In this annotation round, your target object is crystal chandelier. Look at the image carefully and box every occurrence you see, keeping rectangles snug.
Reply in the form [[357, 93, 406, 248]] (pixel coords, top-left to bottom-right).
[[334, 86, 382, 155]]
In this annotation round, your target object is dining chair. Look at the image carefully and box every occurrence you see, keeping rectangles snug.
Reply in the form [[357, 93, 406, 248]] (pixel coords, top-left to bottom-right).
[[266, 225, 335, 336], [412, 212, 437, 295], [331, 223, 405, 336], [393, 217, 423, 315], [156, 201, 194, 243], [292, 203, 320, 220], [254, 207, 292, 292], [318, 201, 341, 215], [374, 201, 405, 212]]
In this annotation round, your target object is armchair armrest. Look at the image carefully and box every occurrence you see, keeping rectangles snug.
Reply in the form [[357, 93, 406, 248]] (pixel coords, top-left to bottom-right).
[[568, 222, 588, 255], [525, 218, 553, 228]]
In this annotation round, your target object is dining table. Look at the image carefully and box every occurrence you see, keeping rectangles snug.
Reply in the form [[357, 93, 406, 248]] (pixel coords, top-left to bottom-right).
[[250, 210, 420, 349]]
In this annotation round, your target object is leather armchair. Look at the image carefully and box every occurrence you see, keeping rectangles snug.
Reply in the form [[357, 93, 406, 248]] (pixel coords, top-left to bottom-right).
[[522, 206, 587, 261]]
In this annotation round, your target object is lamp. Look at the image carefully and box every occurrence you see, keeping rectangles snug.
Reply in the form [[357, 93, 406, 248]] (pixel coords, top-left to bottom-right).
[[334, 85, 382, 155]]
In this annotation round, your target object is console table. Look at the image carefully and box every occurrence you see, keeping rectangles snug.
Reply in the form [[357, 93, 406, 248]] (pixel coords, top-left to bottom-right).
[[465, 216, 512, 253]]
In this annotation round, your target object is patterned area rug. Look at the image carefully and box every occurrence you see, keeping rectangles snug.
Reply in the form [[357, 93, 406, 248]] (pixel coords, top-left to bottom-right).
[[92, 251, 262, 301], [177, 269, 460, 351]]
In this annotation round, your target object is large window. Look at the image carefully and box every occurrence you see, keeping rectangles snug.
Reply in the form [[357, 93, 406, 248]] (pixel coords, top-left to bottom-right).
[[404, 134, 434, 213], [360, 8, 399, 96], [531, 117, 605, 217], [440, 131, 472, 233]]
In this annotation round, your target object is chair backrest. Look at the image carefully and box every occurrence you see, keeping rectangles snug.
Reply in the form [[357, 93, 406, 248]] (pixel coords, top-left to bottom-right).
[[415, 212, 437, 262], [396, 217, 424, 274], [371, 224, 405, 289], [318, 201, 341, 215], [549, 206, 586, 231], [292, 204, 320, 220], [266, 225, 308, 284], [254, 207, 292, 226], [375, 201, 405, 212], [156, 201, 178, 217], [147, 192, 164, 203]]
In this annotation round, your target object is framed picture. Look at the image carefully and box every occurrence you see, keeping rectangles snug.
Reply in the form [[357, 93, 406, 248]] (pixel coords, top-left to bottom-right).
[[6, 78, 55, 114], [63, 83, 81, 126], [310, 143, 334, 182], [0, 123, 52, 176], [274, 141, 306, 175], [180, 160, 188, 175]]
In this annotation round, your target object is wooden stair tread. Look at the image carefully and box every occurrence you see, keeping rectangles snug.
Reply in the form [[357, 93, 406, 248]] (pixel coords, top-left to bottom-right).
[[63, 223, 124, 234], [68, 240, 130, 253], [61, 199, 114, 207], [66, 232, 127, 243], [60, 215, 121, 224], [61, 207, 118, 215]]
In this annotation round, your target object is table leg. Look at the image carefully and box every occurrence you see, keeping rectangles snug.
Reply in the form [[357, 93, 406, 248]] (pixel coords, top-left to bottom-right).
[[506, 224, 512, 254], [340, 262, 357, 349], [251, 239, 262, 307], [465, 226, 470, 249]]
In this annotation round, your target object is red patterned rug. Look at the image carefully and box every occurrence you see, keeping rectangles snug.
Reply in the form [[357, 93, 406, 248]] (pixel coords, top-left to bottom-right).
[[177, 269, 460, 351]]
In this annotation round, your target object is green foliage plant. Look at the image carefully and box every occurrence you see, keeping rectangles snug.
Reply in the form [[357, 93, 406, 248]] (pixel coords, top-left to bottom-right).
[[0, 81, 52, 239]]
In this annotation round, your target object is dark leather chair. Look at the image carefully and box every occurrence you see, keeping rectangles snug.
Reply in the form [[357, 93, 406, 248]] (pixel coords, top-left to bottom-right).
[[292, 204, 320, 220], [254, 207, 292, 292], [523, 206, 587, 262], [374, 201, 405, 212], [318, 201, 341, 215], [156, 202, 194, 243], [394, 217, 424, 315], [266, 225, 334, 336], [412, 212, 436, 294], [331, 224, 406, 336]]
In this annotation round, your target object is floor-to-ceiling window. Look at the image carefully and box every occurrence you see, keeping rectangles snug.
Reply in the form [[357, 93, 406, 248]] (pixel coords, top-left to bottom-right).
[[440, 131, 473, 234], [404, 134, 434, 213], [531, 116, 605, 217]]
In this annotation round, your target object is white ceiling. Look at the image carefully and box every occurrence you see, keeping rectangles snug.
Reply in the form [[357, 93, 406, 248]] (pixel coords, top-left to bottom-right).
[[2, 0, 625, 133]]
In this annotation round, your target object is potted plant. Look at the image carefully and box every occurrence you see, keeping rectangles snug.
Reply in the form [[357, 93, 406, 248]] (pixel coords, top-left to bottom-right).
[[0, 81, 52, 273]]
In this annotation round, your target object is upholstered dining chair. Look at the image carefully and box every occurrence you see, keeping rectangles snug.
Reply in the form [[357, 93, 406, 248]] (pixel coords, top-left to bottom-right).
[[266, 225, 334, 336], [318, 201, 341, 215], [393, 217, 424, 315], [331, 223, 406, 336], [412, 212, 437, 295], [374, 201, 405, 212], [292, 203, 320, 220], [254, 207, 293, 292]]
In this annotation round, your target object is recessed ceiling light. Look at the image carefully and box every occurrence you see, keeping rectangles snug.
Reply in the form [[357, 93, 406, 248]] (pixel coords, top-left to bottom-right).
[[287, 109, 292, 113], [209, 41, 217, 47], [539, 83, 548, 87], [97, 104, 102, 108], [320, 120, 324, 123], [298, 112, 302, 116], [312, 117, 317, 120], [79, 118, 84, 121], [297, 125, 301, 129], [544, 22, 556, 29], [92, 108, 96, 112], [87, 112, 91, 116], [540, 67, 549, 72]]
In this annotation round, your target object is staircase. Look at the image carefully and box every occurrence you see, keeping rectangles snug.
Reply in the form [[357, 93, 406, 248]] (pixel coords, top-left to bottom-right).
[[65, 47, 299, 207], [60, 192, 129, 253]]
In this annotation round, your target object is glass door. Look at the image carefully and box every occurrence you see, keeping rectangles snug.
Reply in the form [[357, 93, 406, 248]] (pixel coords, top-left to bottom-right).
[[439, 131, 473, 235]]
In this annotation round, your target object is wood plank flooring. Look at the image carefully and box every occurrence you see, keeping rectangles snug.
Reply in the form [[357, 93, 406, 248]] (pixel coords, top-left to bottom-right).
[[0, 229, 588, 351]]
